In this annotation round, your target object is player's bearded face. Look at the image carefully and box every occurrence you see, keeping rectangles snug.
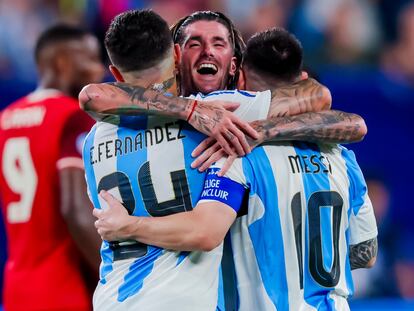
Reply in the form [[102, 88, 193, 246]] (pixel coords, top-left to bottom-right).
[[179, 21, 237, 96]]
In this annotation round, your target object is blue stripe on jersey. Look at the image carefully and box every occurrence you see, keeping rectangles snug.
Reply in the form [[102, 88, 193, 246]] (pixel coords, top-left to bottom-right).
[[340, 147, 367, 215], [293, 142, 336, 311], [198, 89, 257, 98], [201, 90, 237, 98], [114, 116, 166, 300], [118, 115, 148, 130], [341, 146, 368, 296], [217, 265, 225, 311], [83, 125, 100, 210], [343, 221, 354, 299], [180, 123, 206, 207], [100, 241, 114, 284], [242, 147, 289, 311], [118, 246, 164, 302], [176, 123, 207, 267], [83, 126, 114, 282], [237, 89, 255, 97], [176, 251, 190, 266], [182, 122, 224, 310], [117, 115, 148, 217], [222, 233, 239, 310]]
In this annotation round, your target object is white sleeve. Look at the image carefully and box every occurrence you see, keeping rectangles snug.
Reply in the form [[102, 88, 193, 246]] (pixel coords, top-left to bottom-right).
[[349, 190, 378, 245], [189, 90, 271, 122], [216, 157, 247, 186]]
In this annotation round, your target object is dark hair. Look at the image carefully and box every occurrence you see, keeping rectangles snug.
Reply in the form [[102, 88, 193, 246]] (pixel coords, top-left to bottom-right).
[[171, 11, 245, 89], [105, 9, 173, 72], [34, 24, 89, 63], [243, 27, 303, 82]]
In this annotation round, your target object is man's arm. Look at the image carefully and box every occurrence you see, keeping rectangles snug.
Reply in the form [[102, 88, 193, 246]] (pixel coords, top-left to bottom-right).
[[191, 110, 367, 173], [79, 82, 258, 156], [349, 237, 378, 270], [250, 110, 367, 145], [58, 111, 101, 275], [79, 82, 194, 121], [268, 78, 367, 143], [94, 191, 236, 251], [59, 167, 102, 274], [268, 78, 332, 118], [56, 110, 102, 278]]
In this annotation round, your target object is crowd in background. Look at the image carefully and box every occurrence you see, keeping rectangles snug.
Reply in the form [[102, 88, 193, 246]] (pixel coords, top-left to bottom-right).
[[0, 0, 413, 306]]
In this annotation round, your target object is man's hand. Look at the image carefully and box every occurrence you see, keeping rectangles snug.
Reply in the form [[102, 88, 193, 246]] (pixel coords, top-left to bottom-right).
[[187, 100, 259, 156], [191, 138, 235, 176], [92, 190, 138, 241], [191, 121, 265, 175], [80, 83, 259, 156]]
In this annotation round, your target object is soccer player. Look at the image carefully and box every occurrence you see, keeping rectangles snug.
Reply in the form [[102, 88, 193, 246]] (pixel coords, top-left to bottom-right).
[[81, 11, 366, 156], [82, 10, 272, 311], [0, 24, 104, 311], [83, 10, 367, 311], [96, 28, 378, 311]]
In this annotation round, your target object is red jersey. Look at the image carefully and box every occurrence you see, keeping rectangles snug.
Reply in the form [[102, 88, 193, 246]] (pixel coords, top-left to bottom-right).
[[0, 89, 95, 311]]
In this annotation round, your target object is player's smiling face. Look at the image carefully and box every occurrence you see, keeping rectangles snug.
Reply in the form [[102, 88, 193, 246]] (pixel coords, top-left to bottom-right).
[[179, 20, 237, 96]]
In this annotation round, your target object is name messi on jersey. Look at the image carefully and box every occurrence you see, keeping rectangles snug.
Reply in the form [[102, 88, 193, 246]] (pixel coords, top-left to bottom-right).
[[89, 121, 185, 165], [288, 154, 332, 174]]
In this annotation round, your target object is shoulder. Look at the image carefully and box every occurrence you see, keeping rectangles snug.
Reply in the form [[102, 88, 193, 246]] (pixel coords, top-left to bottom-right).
[[192, 89, 258, 101]]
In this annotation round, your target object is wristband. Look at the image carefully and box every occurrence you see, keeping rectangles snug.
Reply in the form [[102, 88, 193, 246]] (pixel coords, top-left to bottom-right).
[[186, 100, 198, 121]]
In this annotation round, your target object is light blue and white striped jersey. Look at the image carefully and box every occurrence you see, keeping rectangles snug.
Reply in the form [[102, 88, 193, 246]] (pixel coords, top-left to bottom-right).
[[199, 142, 377, 311], [82, 90, 270, 311]]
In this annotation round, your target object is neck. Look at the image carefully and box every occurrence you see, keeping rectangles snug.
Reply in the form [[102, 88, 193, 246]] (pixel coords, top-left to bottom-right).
[[246, 69, 292, 92], [124, 58, 178, 96], [38, 70, 72, 97]]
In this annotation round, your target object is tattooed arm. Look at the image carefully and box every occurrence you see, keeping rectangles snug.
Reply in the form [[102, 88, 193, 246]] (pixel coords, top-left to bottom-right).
[[268, 78, 367, 143], [349, 238, 378, 270], [79, 82, 195, 121], [79, 82, 259, 156], [190, 110, 367, 173], [250, 110, 367, 146], [268, 78, 332, 118]]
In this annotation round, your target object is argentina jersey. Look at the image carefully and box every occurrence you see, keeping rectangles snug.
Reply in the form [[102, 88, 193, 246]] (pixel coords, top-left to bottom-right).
[[198, 142, 377, 311], [189, 89, 270, 122], [82, 89, 271, 311]]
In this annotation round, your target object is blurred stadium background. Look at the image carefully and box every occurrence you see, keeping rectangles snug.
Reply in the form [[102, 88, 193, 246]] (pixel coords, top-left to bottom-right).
[[0, 0, 413, 310]]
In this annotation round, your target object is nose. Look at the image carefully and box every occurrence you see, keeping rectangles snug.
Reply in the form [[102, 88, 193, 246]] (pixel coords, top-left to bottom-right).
[[201, 43, 214, 58]]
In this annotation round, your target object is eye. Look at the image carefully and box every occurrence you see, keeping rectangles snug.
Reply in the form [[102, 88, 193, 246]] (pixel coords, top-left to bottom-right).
[[214, 43, 225, 48], [189, 42, 200, 48]]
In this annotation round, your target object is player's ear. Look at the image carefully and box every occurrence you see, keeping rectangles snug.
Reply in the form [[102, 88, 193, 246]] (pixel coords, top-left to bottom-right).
[[109, 65, 125, 82], [173, 43, 181, 71], [300, 71, 308, 81], [229, 56, 237, 77], [237, 67, 246, 90]]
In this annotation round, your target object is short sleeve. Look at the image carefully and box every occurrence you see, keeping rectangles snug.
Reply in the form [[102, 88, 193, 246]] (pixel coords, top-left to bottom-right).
[[343, 149, 378, 245], [191, 90, 271, 122], [348, 193, 377, 245]]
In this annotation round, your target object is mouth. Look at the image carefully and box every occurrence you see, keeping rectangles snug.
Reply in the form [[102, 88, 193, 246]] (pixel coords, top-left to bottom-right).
[[196, 63, 218, 75]]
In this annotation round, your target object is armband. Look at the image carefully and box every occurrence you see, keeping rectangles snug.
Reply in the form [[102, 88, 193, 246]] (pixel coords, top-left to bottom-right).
[[199, 168, 246, 212]]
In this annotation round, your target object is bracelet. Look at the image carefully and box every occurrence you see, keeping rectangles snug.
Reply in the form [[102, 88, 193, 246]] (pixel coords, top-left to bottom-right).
[[186, 100, 198, 121]]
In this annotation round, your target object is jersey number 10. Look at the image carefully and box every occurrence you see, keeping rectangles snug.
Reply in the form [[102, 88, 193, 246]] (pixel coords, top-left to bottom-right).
[[291, 190, 343, 288]]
